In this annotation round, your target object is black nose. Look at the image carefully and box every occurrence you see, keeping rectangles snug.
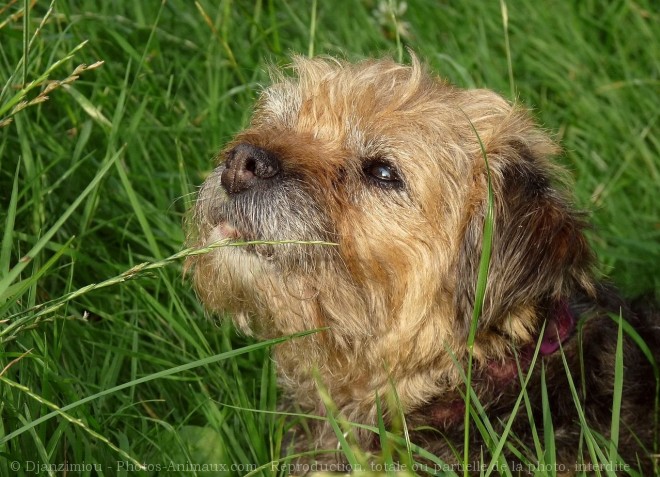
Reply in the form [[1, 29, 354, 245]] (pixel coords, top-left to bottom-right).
[[220, 143, 281, 195]]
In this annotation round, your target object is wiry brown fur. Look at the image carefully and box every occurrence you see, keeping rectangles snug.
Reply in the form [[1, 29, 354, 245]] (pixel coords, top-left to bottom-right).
[[185, 56, 659, 474]]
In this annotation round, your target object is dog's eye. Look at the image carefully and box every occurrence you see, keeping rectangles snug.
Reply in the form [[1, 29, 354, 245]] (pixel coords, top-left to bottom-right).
[[363, 160, 403, 188]]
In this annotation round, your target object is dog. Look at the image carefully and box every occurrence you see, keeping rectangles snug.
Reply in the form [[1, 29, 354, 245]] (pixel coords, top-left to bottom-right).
[[185, 56, 659, 474]]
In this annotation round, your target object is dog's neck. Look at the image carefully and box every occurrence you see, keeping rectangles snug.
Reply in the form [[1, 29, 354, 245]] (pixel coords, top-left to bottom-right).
[[425, 300, 576, 428]]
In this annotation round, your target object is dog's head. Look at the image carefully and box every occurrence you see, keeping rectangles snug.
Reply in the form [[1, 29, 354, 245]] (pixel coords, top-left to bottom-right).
[[185, 56, 593, 378]]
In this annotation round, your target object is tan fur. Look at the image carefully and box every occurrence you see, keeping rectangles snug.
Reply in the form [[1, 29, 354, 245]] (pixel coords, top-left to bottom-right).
[[185, 56, 657, 473]]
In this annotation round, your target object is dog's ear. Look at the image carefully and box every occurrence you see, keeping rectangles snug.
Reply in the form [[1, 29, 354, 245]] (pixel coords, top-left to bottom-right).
[[454, 136, 594, 340]]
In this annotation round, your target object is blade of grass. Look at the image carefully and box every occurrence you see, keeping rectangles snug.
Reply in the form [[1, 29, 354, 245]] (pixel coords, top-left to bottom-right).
[[375, 391, 395, 473], [387, 376, 415, 469], [314, 371, 362, 470], [604, 313, 659, 380], [21, 0, 29, 85], [461, 111, 495, 477], [519, 374, 545, 471], [115, 153, 162, 259], [62, 85, 112, 129], [486, 336, 548, 476], [558, 342, 616, 477], [1, 162, 20, 275], [387, 0, 403, 63], [605, 311, 660, 463], [444, 344, 507, 475], [609, 311, 624, 461], [499, 0, 514, 99], [541, 364, 557, 476], [307, 0, 317, 57]]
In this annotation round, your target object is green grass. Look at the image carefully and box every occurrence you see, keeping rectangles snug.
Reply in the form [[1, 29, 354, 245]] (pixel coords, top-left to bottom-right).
[[1, 0, 658, 476]]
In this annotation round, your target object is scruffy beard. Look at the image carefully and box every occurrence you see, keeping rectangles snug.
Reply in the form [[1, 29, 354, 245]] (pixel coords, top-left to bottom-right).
[[184, 164, 341, 336], [190, 165, 334, 264]]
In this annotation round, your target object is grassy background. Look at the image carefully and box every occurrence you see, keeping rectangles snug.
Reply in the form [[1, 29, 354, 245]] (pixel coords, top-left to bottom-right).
[[1, 0, 658, 475]]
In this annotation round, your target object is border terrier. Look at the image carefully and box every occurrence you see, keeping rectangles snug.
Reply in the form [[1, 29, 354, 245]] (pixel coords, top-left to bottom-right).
[[185, 56, 659, 474]]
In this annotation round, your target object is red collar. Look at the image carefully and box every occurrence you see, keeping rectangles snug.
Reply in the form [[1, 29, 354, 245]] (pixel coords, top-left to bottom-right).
[[490, 300, 576, 381], [538, 300, 575, 355]]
